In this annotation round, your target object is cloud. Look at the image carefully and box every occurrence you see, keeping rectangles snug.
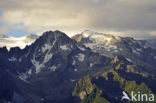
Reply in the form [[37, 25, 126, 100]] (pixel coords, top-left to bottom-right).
[[0, 0, 156, 38]]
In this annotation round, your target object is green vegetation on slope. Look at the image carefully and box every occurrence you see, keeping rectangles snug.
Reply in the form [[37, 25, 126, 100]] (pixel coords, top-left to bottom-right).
[[73, 56, 156, 103]]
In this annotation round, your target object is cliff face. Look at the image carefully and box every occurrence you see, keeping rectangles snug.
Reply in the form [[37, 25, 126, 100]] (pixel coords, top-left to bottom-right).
[[0, 30, 156, 103]]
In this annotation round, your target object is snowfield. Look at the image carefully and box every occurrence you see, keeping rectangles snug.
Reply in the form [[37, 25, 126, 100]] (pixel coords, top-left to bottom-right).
[[0, 34, 39, 50]]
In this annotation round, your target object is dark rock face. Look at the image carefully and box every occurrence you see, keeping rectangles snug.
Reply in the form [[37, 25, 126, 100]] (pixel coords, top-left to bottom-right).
[[138, 39, 156, 49], [0, 31, 112, 103], [0, 69, 14, 102], [0, 30, 156, 103]]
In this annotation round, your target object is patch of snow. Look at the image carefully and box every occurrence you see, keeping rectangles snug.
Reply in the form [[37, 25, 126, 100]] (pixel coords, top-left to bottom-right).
[[90, 63, 93, 67], [19, 58, 22, 62], [42, 39, 57, 63], [19, 73, 28, 82], [136, 48, 142, 52], [132, 48, 140, 55], [126, 58, 132, 62], [50, 66, 57, 71], [18, 69, 32, 82], [114, 50, 119, 52], [60, 45, 70, 51], [90, 34, 111, 45], [28, 69, 32, 75], [74, 69, 77, 72], [82, 30, 116, 46], [92, 45, 118, 52], [38, 49, 41, 52], [154, 56, 156, 59], [115, 36, 121, 40], [42, 44, 51, 52], [32, 38, 56, 73], [8, 57, 16, 61], [42, 39, 57, 64], [78, 46, 85, 51], [31, 55, 45, 73], [119, 48, 123, 51], [82, 30, 97, 37], [72, 60, 76, 65], [76, 53, 85, 62], [84, 43, 94, 49], [44, 53, 53, 63]]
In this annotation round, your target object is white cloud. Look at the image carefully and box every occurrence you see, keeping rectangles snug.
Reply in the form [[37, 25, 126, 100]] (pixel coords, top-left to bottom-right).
[[150, 31, 156, 36], [0, 0, 156, 38]]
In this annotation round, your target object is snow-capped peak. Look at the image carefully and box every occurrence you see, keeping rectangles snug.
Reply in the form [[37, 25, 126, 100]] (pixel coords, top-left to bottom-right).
[[82, 30, 98, 37], [82, 30, 121, 38], [81, 30, 121, 46], [0, 34, 39, 50]]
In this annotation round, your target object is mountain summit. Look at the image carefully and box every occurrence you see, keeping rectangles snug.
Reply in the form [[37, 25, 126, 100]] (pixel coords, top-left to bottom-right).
[[0, 30, 112, 103], [72, 30, 156, 69], [0, 30, 156, 103]]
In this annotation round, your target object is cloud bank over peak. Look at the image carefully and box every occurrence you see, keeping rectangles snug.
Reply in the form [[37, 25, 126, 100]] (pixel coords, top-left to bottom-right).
[[0, 0, 156, 39]]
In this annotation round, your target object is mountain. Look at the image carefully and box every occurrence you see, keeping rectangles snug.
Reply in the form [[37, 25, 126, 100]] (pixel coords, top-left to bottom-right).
[[0, 34, 39, 50], [72, 30, 144, 58], [0, 30, 113, 103], [72, 57, 156, 103], [138, 39, 156, 49], [72, 30, 156, 74], [0, 34, 8, 38], [0, 30, 156, 103]]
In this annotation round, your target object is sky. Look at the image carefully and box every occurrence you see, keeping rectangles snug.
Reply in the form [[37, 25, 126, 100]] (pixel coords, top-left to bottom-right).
[[0, 0, 156, 39]]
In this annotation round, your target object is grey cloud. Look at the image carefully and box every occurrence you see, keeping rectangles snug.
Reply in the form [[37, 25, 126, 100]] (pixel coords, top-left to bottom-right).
[[0, 0, 156, 39]]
